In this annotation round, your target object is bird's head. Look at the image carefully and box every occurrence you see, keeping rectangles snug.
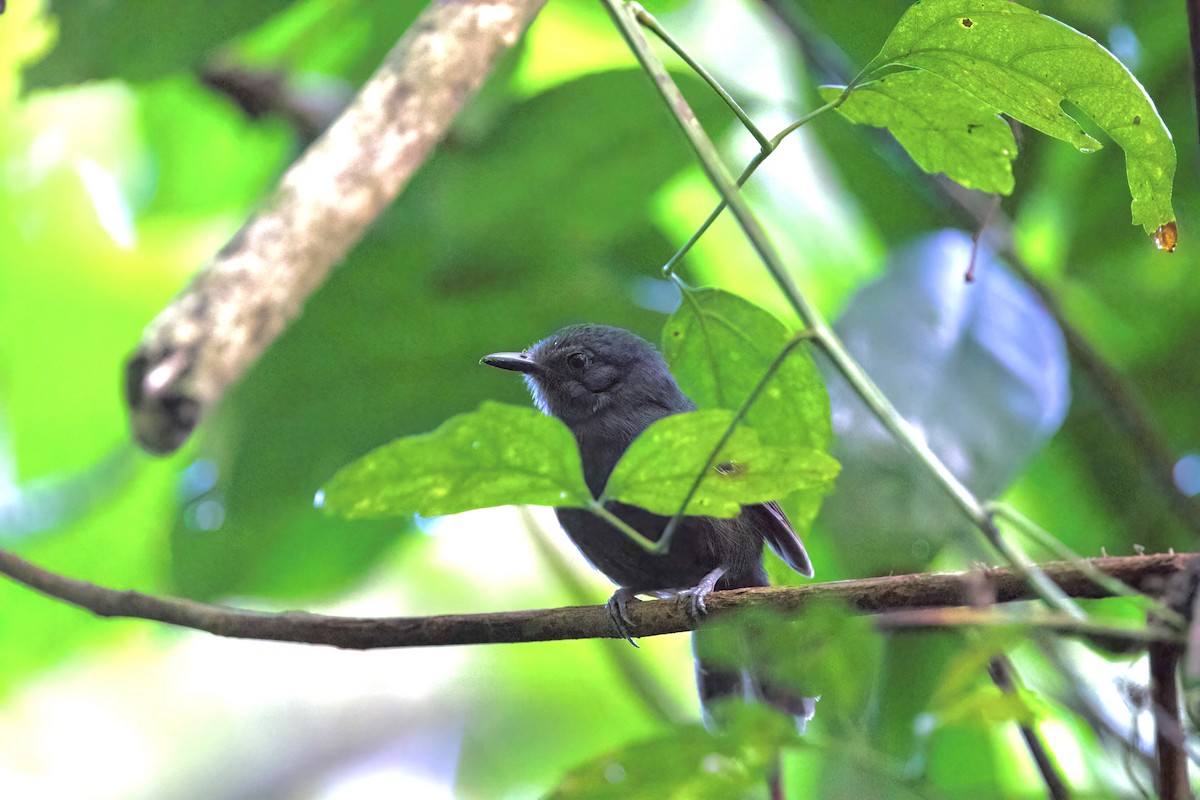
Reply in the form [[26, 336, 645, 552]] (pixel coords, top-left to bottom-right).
[[482, 324, 686, 428]]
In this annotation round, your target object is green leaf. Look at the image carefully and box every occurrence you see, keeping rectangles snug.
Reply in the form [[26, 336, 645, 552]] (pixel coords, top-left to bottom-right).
[[26, 1, 295, 86], [662, 288, 831, 452], [861, 0, 1175, 234], [603, 409, 839, 518], [819, 70, 1016, 194], [321, 402, 592, 519], [550, 706, 795, 800], [935, 686, 1040, 728]]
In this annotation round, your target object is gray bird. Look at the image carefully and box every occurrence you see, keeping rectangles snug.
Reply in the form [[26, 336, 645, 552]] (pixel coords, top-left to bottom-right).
[[483, 324, 816, 723]]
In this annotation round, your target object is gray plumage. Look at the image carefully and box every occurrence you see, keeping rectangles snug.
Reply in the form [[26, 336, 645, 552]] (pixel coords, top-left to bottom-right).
[[483, 324, 815, 724]]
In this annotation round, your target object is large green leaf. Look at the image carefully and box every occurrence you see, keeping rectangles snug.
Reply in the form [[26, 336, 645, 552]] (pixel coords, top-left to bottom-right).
[[819, 70, 1016, 194], [662, 288, 831, 452], [603, 410, 839, 518], [829, 0, 1176, 235], [321, 402, 591, 518]]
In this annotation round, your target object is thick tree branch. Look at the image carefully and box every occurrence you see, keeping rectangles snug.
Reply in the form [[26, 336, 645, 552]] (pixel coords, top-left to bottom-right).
[[125, 0, 547, 455], [0, 547, 1192, 649]]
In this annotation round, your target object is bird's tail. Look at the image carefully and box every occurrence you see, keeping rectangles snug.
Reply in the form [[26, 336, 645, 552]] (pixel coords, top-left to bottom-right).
[[692, 623, 817, 732]]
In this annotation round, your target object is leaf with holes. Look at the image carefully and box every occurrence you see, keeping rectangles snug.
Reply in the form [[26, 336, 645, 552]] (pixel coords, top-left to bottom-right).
[[830, 0, 1175, 238], [603, 410, 839, 518], [662, 288, 830, 452], [320, 401, 592, 519], [819, 70, 1016, 194]]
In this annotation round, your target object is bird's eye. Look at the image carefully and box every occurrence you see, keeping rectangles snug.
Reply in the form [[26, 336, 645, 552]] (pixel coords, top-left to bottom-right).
[[566, 352, 587, 370]]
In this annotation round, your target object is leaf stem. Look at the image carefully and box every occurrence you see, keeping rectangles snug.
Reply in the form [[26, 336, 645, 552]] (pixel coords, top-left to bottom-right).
[[656, 330, 817, 554], [588, 500, 658, 552], [659, 96, 846, 277], [632, 3, 771, 149], [603, 0, 1083, 618]]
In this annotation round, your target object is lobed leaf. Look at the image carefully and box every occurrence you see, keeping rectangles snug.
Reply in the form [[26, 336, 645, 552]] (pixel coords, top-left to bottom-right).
[[848, 0, 1175, 235], [819, 70, 1016, 194], [603, 410, 839, 518], [321, 402, 592, 519]]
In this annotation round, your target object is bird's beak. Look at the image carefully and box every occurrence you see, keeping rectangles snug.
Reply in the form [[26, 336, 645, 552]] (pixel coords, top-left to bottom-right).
[[481, 351, 542, 376]]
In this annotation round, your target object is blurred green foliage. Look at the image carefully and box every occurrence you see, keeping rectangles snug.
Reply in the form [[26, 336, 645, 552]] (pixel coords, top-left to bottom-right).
[[1, 0, 1197, 798]]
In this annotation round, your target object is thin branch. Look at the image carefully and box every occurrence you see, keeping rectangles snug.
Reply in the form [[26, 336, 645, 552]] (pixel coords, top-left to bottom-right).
[[1149, 638, 1192, 799], [199, 63, 350, 143], [0, 546, 1191, 649], [633, 5, 769, 149], [1187, 0, 1200, 163], [990, 501, 1184, 627], [988, 656, 1071, 800], [875, 606, 1178, 645], [125, 0, 548, 455]]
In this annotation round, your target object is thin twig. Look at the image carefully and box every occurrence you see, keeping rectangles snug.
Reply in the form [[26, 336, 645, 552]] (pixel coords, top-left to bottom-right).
[[1149, 637, 1192, 799], [990, 501, 1185, 627], [659, 100, 843, 276], [875, 606, 1179, 646], [1187, 0, 1200, 163], [0, 545, 1190, 649], [988, 656, 1071, 800], [633, 4, 770, 149]]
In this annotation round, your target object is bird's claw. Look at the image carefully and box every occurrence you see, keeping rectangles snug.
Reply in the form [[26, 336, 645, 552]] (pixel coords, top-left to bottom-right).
[[606, 588, 641, 647], [674, 585, 711, 620], [675, 566, 726, 623]]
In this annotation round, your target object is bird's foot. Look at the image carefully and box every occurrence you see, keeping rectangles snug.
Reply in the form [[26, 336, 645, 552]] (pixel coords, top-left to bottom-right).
[[674, 566, 727, 621], [605, 588, 644, 647]]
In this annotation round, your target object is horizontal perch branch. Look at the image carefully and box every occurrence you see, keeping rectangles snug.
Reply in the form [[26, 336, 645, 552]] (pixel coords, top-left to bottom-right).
[[1, 548, 1192, 649]]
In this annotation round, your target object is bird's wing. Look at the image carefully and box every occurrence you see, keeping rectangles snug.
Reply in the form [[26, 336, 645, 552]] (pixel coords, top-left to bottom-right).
[[753, 501, 814, 578]]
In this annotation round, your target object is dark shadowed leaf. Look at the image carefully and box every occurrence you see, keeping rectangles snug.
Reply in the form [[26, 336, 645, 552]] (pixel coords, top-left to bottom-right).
[[603, 410, 839, 518], [321, 402, 592, 518], [818, 231, 1069, 575], [26, 1, 295, 86]]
